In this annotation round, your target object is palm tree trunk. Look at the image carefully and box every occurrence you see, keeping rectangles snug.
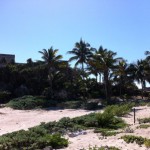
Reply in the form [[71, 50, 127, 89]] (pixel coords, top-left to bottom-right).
[[104, 71, 111, 104], [141, 80, 146, 100], [99, 73, 101, 83], [96, 74, 98, 83], [82, 63, 84, 72]]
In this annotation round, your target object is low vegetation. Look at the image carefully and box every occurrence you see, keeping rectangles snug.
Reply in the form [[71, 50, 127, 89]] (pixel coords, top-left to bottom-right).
[[6, 95, 53, 110], [82, 146, 120, 150], [94, 128, 120, 137], [0, 130, 68, 150], [137, 124, 150, 129], [121, 135, 150, 148], [104, 103, 134, 117], [138, 117, 150, 124], [0, 105, 128, 149]]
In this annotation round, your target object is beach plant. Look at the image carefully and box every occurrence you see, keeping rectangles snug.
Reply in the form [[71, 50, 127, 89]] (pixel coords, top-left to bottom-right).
[[0, 129, 68, 149], [137, 124, 150, 129], [104, 103, 134, 117], [85, 145, 120, 150], [6, 95, 50, 110], [144, 139, 150, 148], [121, 135, 146, 146], [94, 128, 120, 137], [138, 117, 150, 124], [122, 135, 150, 148]]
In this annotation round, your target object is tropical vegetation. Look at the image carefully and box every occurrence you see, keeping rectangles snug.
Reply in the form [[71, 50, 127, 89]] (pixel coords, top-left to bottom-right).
[[0, 39, 149, 105]]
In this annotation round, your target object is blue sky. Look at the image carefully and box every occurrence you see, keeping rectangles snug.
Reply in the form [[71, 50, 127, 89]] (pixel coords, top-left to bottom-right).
[[0, 0, 150, 63]]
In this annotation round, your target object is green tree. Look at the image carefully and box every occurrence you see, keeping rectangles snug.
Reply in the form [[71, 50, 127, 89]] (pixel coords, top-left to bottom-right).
[[129, 59, 149, 99], [39, 47, 63, 98], [68, 39, 95, 72], [91, 46, 120, 104], [113, 59, 129, 97]]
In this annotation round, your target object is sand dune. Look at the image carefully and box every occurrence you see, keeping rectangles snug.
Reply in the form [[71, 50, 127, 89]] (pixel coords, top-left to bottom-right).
[[0, 106, 150, 150]]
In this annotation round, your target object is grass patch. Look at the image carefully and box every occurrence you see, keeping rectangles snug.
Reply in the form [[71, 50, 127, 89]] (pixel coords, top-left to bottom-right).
[[121, 135, 150, 148], [121, 135, 145, 145], [137, 124, 150, 129], [138, 117, 150, 124], [82, 145, 120, 150], [94, 128, 121, 136], [6, 95, 51, 110]]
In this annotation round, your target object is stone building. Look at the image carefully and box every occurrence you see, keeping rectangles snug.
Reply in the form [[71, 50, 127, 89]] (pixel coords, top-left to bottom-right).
[[0, 54, 15, 64]]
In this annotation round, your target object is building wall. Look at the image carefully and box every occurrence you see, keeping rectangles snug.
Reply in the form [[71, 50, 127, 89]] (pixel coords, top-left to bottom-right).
[[0, 54, 15, 64]]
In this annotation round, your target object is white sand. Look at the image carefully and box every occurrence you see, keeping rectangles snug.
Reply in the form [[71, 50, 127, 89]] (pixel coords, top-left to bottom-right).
[[0, 107, 94, 135], [0, 106, 150, 150]]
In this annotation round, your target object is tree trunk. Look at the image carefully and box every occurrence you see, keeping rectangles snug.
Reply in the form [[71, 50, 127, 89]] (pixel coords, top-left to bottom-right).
[[104, 71, 111, 104], [141, 80, 146, 100]]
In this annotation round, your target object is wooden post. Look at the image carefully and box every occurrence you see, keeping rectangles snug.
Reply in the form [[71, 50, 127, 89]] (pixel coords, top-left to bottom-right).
[[134, 108, 136, 124]]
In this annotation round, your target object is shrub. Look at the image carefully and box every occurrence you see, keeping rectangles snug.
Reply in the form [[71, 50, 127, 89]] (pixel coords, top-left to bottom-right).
[[138, 117, 150, 124], [72, 112, 126, 129], [94, 128, 120, 136], [0, 128, 68, 149], [104, 103, 134, 117], [121, 135, 145, 145], [6, 95, 50, 110], [144, 139, 150, 148], [137, 124, 150, 129]]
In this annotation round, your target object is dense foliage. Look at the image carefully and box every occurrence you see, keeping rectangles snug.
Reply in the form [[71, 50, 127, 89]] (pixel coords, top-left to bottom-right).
[[0, 40, 149, 104]]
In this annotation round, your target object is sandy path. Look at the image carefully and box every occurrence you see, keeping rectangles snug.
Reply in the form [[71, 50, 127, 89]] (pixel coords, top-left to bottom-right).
[[0, 107, 94, 135]]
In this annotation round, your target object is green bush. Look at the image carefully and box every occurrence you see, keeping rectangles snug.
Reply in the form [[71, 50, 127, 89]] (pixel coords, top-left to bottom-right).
[[137, 124, 150, 129], [72, 112, 126, 129], [121, 135, 145, 145], [138, 117, 150, 124], [104, 103, 134, 117], [94, 128, 120, 136], [6, 95, 50, 110], [144, 139, 150, 148], [0, 128, 68, 149]]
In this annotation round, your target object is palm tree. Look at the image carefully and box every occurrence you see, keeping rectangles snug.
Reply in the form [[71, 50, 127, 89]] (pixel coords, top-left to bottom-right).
[[113, 59, 128, 97], [129, 59, 149, 99], [91, 46, 120, 104], [145, 51, 150, 62], [68, 39, 95, 73], [39, 47, 63, 97]]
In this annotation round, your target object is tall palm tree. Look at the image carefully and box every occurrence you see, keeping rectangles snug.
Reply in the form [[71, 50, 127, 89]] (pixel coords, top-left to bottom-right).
[[145, 51, 150, 60], [91, 46, 120, 104], [129, 59, 149, 99], [39, 47, 63, 97], [113, 59, 128, 97], [144, 51, 150, 83], [68, 39, 95, 72]]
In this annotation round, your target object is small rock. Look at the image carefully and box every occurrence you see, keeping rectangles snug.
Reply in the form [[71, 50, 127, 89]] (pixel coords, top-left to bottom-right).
[[43, 146, 53, 150]]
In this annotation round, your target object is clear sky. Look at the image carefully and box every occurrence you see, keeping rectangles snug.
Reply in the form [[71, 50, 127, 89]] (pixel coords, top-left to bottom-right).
[[0, 0, 150, 63]]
